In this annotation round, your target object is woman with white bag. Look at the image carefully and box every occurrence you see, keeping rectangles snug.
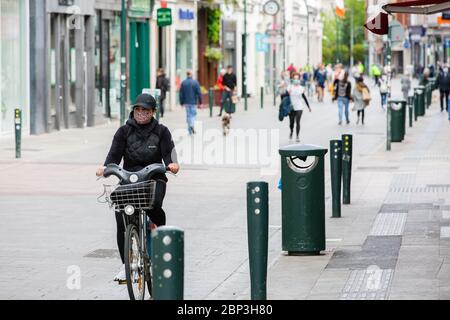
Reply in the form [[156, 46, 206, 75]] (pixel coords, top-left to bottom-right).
[[352, 76, 371, 125]]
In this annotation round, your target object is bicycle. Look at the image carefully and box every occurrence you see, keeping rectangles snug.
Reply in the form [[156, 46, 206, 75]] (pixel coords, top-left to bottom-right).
[[98, 163, 169, 300]]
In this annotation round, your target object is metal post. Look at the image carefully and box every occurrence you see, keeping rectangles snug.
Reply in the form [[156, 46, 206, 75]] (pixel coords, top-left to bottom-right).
[[243, 0, 248, 111], [330, 140, 342, 218], [350, 8, 354, 68], [120, 0, 127, 126], [261, 87, 264, 109], [156, 93, 161, 121], [247, 182, 269, 300], [208, 88, 214, 118], [387, 104, 392, 151], [15, 108, 22, 159], [342, 134, 353, 204], [408, 95, 414, 128], [303, 0, 310, 68], [151, 226, 184, 300]]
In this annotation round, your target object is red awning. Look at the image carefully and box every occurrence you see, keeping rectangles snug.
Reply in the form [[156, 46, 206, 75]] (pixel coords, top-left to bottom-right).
[[383, 0, 450, 15], [365, 1, 450, 35]]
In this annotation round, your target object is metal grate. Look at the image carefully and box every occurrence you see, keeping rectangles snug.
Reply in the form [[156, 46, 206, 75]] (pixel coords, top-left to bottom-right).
[[356, 166, 399, 171], [389, 186, 450, 193], [379, 203, 437, 213], [341, 269, 394, 300], [369, 213, 407, 236]]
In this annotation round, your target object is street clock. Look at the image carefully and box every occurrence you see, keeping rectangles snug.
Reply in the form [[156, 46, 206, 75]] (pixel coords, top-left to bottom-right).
[[263, 0, 280, 16]]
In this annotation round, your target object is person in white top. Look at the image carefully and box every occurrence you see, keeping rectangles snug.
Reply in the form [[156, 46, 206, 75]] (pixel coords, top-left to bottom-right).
[[287, 73, 312, 142]]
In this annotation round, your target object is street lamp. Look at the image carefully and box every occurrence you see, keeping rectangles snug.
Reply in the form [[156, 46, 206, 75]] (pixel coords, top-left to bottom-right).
[[120, 0, 127, 125], [303, 0, 310, 68], [243, 0, 247, 111]]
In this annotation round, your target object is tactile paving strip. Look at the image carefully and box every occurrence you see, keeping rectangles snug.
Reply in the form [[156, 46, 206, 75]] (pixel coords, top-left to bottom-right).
[[341, 269, 394, 300], [369, 212, 407, 236]]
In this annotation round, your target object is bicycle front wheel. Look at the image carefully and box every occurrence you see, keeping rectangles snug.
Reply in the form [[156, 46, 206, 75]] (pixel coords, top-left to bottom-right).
[[124, 224, 146, 300]]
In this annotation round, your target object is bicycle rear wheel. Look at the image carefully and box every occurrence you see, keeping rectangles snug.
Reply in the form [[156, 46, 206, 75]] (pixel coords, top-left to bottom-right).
[[124, 224, 145, 300]]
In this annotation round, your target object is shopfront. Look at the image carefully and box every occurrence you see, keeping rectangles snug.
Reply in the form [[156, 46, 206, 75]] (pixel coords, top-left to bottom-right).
[[170, 1, 197, 107], [95, 9, 121, 118], [0, 0, 29, 135]]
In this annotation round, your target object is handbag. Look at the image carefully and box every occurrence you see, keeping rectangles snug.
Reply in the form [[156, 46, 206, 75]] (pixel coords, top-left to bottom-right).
[[362, 87, 371, 106], [231, 94, 239, 104]]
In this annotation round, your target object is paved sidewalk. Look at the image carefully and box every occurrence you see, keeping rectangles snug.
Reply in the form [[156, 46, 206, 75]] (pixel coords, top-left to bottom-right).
[[1, 78, 449, 300]]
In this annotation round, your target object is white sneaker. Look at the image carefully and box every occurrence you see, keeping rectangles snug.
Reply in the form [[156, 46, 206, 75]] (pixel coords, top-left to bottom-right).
[[114, 264, 126, 282]]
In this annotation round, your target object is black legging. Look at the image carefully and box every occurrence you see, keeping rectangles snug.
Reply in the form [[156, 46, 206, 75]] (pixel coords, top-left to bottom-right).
[[357, 110, 365, 123], [115, 180, 167, 264], [289, 110, 303, 137]]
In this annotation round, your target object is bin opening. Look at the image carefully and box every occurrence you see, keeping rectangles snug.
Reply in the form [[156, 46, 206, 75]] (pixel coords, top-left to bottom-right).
[[287, 156, 318, 173]]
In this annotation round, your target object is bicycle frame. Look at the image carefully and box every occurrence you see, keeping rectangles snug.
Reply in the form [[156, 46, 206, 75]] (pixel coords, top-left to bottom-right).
[[120, 209, 152, 280]]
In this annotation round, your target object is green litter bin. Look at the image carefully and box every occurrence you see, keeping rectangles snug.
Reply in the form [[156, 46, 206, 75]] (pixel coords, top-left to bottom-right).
[[279, 144, 328, 255], [414, 86, 425, 116], [388, 100, 406, 142]]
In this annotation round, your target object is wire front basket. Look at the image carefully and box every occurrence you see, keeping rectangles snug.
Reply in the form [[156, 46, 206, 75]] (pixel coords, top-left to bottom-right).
[[100, 180, 157, 212]]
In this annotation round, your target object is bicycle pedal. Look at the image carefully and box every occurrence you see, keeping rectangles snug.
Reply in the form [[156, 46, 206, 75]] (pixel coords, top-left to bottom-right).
[[117, 280, 127, 285]]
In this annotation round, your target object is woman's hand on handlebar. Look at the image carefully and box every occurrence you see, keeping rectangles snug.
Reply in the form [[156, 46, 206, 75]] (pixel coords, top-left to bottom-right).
[[167, 163, 180, 175], [96, 165, 106, 177]]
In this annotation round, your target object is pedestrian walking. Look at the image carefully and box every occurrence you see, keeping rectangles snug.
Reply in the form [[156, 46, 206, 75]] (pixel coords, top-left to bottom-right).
[[315, 64, 327, 102], [401, 70, 412, 101], [333, 70, 352, 125], [436, 63, 450, 112], [179, 70, 202, 135], [219, 65, 237, 117], [371, 64, 381, 87], [155, 68, 170, 118], [287, 73, 311, 142], [216, 68, 226, 108], [379, 74, 389, 111], [352, 76, 371, 125]]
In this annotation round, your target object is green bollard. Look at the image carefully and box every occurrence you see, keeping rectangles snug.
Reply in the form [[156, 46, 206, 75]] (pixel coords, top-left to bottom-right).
[[261, 87, 264, 109], [15, 108, 22, 159], [427, 84, 432, 108], [413, 91, 418, 121], [208, 88, 214, 118], [342, 134, 353, 204], [330, 140, 342, 218], [408, 95, 414, 128], [247, 181, 269, 300], [151, 226, 184, 300], [387, 103, 392, 151]]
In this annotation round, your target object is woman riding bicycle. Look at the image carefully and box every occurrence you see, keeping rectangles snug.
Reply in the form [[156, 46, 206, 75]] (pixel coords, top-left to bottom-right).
[[96, 93, 179, 282]]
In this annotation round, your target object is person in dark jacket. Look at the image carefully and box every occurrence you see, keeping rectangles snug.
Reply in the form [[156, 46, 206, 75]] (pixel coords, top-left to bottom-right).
[[179, 70, 202, 134], [96, 93, 179, 282], [436, 63, 450, 112], [333, 70, 352, 125], [219, 65, 237, 116], [155, 68, 170, 118]]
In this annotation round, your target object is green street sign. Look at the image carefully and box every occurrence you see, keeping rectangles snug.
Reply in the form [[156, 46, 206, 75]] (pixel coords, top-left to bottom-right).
[[157, 8, 172, 27]]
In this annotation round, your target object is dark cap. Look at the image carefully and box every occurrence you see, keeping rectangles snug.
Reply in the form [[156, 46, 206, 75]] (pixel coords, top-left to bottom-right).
[[132, 93, 157, 110]]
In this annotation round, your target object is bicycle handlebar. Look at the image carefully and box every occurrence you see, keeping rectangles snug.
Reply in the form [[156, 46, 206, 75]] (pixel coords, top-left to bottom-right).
[[103, 163, 168, 184]]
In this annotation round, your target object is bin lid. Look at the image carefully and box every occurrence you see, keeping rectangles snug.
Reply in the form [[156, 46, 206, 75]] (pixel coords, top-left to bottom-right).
[[279, 144, 328, 157], [388, 99, 406, 103]]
